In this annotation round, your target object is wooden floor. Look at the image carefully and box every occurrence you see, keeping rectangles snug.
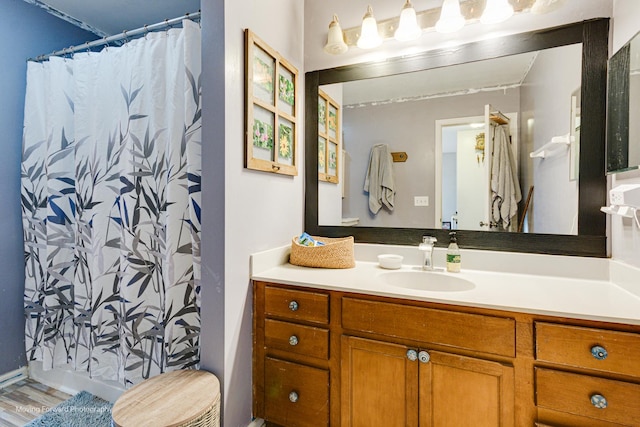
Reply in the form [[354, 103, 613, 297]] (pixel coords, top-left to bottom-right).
[[0, 379, 71, 427]]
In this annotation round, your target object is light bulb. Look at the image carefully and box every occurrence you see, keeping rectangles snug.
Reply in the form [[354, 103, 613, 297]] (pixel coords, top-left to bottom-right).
[[394, 0, 422, 42], [481, 0, 514, 25], [435, 0, 465, 34], [324, 14, 348, 55], [357, 5, 382, 49]]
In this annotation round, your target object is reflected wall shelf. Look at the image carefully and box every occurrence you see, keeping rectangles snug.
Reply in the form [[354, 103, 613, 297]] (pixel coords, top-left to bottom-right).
[[529, 134, 574, 158]]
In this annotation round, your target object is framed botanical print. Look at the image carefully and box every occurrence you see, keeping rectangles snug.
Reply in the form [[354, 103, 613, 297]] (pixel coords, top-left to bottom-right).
[[318, 89, 340, 184], [245, 29, 299, 175]]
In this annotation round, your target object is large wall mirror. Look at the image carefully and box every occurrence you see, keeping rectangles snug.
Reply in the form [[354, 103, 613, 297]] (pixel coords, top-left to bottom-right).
[[607, 29, 640, 173], [305, 19, 609, 257]]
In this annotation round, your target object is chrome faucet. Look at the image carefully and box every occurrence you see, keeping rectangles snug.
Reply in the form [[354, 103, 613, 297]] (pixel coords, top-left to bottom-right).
[[419, 236, 437, 271]]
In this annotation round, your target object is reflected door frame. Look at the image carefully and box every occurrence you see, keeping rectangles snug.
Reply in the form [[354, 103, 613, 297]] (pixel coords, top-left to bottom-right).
[[435, 112, 519, 231]]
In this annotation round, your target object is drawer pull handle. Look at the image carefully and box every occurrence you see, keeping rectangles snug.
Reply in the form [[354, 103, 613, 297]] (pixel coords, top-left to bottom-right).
[[591, 345, 608, 360], [407, 350, 418, 361], [289, 301, 299, 311], [289, 391, 299, 403], [289, 335, 299, 346], [418, 351, 430, 364], [591, 394, 608, 409]]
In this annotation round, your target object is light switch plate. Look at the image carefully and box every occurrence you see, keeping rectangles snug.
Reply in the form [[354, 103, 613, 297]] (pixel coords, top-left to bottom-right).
[[414, 196, 429, 207]]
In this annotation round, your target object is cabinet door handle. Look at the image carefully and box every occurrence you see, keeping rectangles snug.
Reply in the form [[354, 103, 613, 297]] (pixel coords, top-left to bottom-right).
[[418, 350, 430, 363], [406, 349, 418, 361], [289, 300, 299, 311], [591, 394, 608, 409], [289, 391, 299, 403], [591, 345, 608, 360], [289, 335, 299, 346]]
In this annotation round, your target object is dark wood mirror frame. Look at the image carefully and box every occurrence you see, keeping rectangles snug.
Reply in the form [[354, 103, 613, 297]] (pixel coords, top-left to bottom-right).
[[305, 19, 609, 257]]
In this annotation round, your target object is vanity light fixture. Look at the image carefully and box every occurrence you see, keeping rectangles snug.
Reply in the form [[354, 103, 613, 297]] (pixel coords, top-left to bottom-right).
[[394, 0, 422, 42], [324, 14, 348, 54], [329, 0, 544, 54], [435, 0, 466, 34], [357, 5, 383, 49], [480, 0, 515, 25]]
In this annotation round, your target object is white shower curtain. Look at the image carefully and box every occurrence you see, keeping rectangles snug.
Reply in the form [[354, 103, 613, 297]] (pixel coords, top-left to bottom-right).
[[21, 20, 202, 386]]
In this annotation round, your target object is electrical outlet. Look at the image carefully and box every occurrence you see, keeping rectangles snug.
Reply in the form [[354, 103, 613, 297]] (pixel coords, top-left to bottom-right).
[[610, 184, 640, 206], [414, 196, 429, 207]]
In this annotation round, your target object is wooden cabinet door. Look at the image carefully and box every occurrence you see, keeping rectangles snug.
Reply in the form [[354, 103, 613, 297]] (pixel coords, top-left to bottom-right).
[[419, 351, 515, 427], [341, 335, 419, 427]]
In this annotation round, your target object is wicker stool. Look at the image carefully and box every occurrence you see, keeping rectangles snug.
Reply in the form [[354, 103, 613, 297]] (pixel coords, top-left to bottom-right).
[[111, 370, 220, 427]]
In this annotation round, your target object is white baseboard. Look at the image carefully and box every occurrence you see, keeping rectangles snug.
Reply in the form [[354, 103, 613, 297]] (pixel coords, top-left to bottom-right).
[[247, 418, 265, 427], [28, 361, 125, 403], [0, 367, 28, 389]]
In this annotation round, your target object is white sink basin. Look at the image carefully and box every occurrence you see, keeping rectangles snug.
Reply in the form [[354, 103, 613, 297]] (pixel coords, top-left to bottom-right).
[[381, 270, 475, 292]]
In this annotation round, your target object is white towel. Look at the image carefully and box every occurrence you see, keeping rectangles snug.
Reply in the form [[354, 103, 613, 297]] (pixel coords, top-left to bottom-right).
[[364, 144, 395, 214], [491, 125, 522, 229]]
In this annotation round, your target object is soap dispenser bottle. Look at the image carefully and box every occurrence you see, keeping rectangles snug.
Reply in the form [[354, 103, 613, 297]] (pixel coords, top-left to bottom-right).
[[446, 232, 461, 273]]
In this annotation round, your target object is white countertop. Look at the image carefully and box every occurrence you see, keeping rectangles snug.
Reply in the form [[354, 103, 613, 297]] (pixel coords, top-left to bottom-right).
[[251, 244, 640, 326]]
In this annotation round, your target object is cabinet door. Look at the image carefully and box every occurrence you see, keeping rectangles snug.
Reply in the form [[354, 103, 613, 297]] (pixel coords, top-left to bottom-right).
[[341, 335, 419, 427], [419, 351, 515, 427]]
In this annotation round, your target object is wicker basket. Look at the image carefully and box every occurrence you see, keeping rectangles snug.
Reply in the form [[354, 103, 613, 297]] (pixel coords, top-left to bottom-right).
[[289, 235, 355, 269]]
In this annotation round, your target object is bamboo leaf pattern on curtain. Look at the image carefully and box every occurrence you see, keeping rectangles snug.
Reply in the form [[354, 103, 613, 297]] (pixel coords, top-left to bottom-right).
[[21, 20, 202, 387]]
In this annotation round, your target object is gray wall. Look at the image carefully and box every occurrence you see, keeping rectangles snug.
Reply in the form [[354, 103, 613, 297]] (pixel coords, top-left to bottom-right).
[[342, 88, 520, 228], [202, 1, 305, 425], [0, 0, 96, 376], [519, 44, 582, 235], [199, 0, 225, 414]]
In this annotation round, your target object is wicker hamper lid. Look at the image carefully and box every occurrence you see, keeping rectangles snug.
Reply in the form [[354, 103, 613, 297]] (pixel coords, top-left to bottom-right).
[[112, 370, 220, 427]]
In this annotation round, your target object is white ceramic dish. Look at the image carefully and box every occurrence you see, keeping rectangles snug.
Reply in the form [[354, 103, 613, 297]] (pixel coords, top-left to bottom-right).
[[377, 254, 403, 270]]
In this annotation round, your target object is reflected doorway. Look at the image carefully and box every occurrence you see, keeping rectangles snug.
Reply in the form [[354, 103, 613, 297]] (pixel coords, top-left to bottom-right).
[[435, 108, 519, 232]]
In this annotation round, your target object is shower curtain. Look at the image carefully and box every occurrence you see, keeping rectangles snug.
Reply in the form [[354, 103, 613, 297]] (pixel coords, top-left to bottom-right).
[[21, 20, 202, 386]]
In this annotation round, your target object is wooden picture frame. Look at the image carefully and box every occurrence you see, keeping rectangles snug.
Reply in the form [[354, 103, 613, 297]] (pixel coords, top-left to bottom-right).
[[245, 29, 299, 176], [318, 89, 340, 184]]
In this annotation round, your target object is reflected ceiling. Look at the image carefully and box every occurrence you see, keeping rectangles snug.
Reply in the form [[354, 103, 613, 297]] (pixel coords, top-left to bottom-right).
[[343, 51, 538, 106]]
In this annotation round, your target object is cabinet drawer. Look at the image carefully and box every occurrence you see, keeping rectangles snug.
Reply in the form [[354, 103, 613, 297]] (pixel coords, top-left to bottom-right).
[[265, 319, 329, 360], [536, 368, 640, 426], [265, 286, 329, 324], [264, 357, 329, 427], [536, 322, 640, 377], [342, 297, 515, 357]]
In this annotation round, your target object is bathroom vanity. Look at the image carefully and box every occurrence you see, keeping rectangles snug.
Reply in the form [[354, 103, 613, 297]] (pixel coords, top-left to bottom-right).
[[252, 247, 640, 427]]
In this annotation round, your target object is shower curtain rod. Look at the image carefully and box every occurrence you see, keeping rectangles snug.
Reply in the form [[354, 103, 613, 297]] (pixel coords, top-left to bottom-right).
[[30, 11, 200, 62]]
